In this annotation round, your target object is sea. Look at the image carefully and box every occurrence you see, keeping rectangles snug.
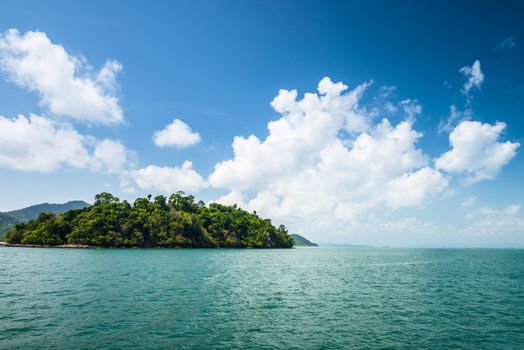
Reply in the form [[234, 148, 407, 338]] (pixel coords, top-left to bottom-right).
[[1, 247, 523, 349]]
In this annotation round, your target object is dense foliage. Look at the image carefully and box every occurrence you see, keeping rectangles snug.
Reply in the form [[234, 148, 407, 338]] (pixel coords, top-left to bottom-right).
[[5, 193, 294, 248], [0, 201, 89, 239]]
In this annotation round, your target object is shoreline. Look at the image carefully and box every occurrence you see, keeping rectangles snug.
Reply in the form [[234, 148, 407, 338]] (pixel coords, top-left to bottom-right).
[[0, 242, 95, 249], [0, 242, 295, 249]]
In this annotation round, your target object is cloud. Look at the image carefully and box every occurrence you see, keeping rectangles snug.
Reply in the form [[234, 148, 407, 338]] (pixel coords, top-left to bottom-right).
[[153, 118, 201, 148], [438, 105, 473, 134], [384, 101, 398, 114], [494, 36, 516, 53], [400, 99, 422, 122], [0, 114, 129, 173], [383, 167, 448, 209], [351, 217, 440, 236], [127, 161, 208, 193], [378, 85, 396, 98], [0, 29, 123, 124], [466, 204, 524, 236], [92, 139, 129, 174], [209, 77, 373, 191], [459, 60, 484, 95], [436, 121, 519, 183], [439, 61, 484, 134], [480, 204, 520, 216], [461, 197, 476, 208], [209, 77, 448, 235]]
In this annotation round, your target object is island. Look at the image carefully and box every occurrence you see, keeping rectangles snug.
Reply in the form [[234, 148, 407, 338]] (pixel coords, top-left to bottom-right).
[[291, 234, 319, 247], [3, 192, 294, 249]]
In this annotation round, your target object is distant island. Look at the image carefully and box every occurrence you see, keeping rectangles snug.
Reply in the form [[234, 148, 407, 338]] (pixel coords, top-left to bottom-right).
[[3, 192, 294, 249], [0, 200, 89, 239], [291, 234, 318, 247]]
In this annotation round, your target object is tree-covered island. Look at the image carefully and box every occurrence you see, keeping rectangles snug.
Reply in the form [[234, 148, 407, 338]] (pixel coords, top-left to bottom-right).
[[4, 192, 294, 248]]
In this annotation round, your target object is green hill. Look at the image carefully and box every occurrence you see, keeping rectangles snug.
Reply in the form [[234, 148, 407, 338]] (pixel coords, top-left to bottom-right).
[[0, 201, 89, 239], [291, 234, 318, 246], [4, 192, 294, 248], [0, 213, 18, 239]]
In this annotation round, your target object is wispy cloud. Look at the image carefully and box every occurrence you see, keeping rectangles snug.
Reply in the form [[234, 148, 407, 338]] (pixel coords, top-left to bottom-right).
[[438, 105, 472, 134], [494, 36, 516, 53], [439, 60, 484, 133], [460, 60, 484, 95]]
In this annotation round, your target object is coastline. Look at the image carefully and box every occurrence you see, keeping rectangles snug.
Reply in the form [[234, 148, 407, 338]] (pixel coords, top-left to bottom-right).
[[0, 242, 295, 249], [0, 242, 95, 249]]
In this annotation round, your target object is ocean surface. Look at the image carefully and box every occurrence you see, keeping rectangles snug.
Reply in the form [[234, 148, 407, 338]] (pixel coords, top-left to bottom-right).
[[1, 247, 523, 349]]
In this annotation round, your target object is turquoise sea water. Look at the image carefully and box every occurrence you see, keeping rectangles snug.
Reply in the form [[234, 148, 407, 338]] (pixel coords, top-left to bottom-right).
[[1, 247, 523, 349]]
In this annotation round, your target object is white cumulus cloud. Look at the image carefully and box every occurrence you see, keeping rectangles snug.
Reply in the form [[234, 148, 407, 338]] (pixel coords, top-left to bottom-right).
[[436, 120, 519, 183], [92, 139, 129, 174], [0, 29, 123, 124], [210, 77, 448, 235], [0, 114, 129, 173], [383, 167, 448, 209], [153, 118, 201, 148], [128, 161, 208, 193]]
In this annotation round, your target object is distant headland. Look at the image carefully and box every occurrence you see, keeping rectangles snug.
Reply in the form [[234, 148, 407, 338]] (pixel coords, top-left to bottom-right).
[[2, 192, 294, 249], [290, 234, 319, 247], [0, 200, 89, 239]]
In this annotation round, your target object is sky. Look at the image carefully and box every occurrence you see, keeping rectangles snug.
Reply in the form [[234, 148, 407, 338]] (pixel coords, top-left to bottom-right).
[[0, 1, 523, 247]]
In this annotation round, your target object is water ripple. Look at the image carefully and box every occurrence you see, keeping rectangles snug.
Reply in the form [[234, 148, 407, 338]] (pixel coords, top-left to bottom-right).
[[0, 247, 523, 349]]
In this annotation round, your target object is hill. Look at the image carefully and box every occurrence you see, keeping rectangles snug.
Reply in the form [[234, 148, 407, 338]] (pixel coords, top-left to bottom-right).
[[0, 201, 89, 239], [4, 192, 294, 248], [291, 234, 318, 246]]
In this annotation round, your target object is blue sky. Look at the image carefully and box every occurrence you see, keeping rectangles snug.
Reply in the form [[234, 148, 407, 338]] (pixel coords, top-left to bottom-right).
[[0, 1, 523, 246]]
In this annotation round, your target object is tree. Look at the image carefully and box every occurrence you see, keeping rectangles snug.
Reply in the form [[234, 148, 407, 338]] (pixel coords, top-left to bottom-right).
[[5, 192, 294, 249]]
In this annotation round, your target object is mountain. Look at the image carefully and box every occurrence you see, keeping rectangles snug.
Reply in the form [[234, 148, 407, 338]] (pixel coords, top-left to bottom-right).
[[291, 234, 318, 247], [0, 213, 19, 239], [0, 201, 90, 239]]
